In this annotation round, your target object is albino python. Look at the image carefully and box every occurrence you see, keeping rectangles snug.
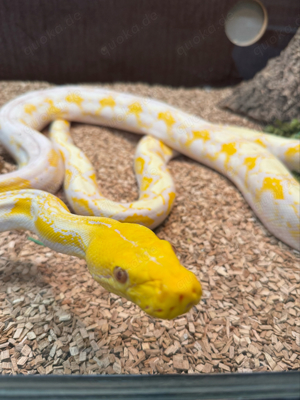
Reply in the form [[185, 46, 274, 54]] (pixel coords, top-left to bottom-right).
[[0, 86, 299, 320]]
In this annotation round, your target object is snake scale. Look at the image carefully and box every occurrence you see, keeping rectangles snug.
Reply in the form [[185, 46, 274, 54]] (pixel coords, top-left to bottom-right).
[[0, 86, 299, 319]]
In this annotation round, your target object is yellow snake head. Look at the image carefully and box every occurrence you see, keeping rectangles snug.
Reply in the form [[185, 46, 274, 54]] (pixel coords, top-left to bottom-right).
[[85, 222, 202, 319]]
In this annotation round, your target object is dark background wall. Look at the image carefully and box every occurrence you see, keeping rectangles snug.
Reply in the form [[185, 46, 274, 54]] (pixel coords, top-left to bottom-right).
[[0, 0, 299, 86]]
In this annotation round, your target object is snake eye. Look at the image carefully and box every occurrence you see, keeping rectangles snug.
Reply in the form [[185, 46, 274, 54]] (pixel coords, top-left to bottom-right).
[[113, 266, 128, 284]]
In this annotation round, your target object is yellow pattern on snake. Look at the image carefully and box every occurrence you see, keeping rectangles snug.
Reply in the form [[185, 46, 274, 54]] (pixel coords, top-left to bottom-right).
[[0, 86, 299, 319]]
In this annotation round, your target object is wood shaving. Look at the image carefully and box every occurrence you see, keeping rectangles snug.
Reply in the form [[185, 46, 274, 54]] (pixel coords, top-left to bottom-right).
[[0, 81, 299, 375]]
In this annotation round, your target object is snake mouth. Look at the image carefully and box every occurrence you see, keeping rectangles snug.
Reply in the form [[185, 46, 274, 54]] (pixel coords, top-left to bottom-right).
[[141, 297, 199, 319], [126, 278, 202, 320]]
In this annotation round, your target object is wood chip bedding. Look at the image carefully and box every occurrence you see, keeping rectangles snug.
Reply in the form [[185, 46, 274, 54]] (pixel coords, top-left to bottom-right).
[[0, 81, 299, 375]]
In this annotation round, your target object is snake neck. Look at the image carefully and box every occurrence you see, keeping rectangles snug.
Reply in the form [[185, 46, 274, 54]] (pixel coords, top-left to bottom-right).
[[0, 189, 118, 259]]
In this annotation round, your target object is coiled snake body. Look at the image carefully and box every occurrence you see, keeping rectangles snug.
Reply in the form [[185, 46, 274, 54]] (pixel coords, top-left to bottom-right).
[[0, 86, 299, 319]]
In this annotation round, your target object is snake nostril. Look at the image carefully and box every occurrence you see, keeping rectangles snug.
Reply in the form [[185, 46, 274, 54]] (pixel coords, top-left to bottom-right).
[[179, 294, 184, 302]]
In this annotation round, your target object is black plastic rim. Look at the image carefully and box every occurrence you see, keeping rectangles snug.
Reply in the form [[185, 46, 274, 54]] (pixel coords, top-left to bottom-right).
[[0, 371, 299, 400]]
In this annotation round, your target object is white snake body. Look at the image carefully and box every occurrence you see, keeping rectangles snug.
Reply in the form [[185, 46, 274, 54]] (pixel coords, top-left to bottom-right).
[[49, 120, 176, 228], [0, 86, 299, 251]]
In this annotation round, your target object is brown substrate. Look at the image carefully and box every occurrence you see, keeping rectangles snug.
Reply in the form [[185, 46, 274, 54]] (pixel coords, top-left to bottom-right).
[[0, 81, 299, 375]]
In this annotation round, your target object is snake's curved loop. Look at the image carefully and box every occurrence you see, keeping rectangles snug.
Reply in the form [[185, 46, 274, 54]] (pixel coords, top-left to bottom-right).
[[49, 120, 177, 228], [0, 85, 299, 250]]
